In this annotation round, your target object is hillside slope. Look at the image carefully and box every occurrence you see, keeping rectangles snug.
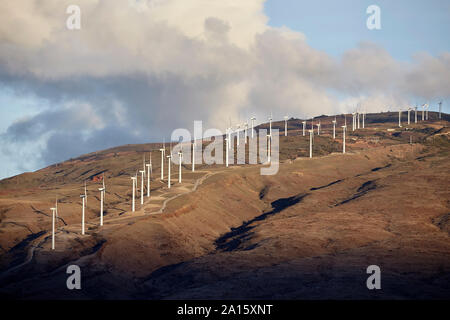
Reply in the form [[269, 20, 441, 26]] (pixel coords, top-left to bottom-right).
[[0, 112, 449, 299]]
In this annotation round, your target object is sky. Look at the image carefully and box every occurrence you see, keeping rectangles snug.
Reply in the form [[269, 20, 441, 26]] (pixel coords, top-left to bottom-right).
[[0, 0, 449, 179], [265, 0, 450, 60]]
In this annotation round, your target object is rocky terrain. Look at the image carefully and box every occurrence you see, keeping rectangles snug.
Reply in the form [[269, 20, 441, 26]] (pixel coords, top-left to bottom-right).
[[0, 112, 449, 299]]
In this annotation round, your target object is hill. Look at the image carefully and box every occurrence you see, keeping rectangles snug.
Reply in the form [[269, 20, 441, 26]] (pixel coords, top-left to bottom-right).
[[0, 111, 449, 299]]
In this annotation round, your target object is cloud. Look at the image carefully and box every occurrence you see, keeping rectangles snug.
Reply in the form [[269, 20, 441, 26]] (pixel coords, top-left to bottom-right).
[[0, 0, 449, 174]]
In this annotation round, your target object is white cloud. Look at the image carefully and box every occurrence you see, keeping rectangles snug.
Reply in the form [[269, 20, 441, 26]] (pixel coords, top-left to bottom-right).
[[0, 0, 449, 175]]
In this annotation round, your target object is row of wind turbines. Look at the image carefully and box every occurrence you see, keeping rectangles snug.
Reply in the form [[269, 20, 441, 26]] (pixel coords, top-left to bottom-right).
[[49, 102, 444, 249], [397, 102, 443, 127], [49, 113, 348, 249]]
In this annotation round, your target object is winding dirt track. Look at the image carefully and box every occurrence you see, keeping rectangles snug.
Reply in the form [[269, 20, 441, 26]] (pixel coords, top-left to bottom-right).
[[0, 169, 218, 278], [152, 170, 216, 214]]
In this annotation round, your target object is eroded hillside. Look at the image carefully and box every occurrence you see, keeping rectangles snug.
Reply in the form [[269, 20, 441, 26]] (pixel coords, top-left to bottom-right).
[[0, 112, 449, 299]]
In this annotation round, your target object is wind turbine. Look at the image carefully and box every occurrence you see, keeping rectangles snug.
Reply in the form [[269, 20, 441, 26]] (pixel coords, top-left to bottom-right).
[[142, 154, 146, 179], [102, 173, 106, 203], [146, 155, 152, 197], [267, 134, 271, 163], [159, 141, 165, 180], [438, 101, 442, 119], [309, 129, 313, 158], [352, 112, 356, 131], [192, 141, 195, 172], [178, 150, 183, 183], [131, 175, 136, 212], [407, 108, 411, 125], [342, 125, 347, 154], [250, 117, 256, 139], [398, 109, 402, 127], [227, 118, 233, 148], [55, 197, 58, 218], [357, 112, 360, 129], [244, 121, 249, 144], [167, 154, 172, 189], [316, 121, 321, 136], [332, 117, 337, 139], [422, 104, 425, 121], [284, 116, 288, 136], [225, 137, 229, 167], [269, 113, 273, 137], [167, 151, 172, 189], [98, 186, 105, 226], [362, 111, 366, 129], [84, 181, 88, 206], [302, 121, 306, 136], [50, 207, 56, 250], [80, 194, 86, 235], [234, 124, 240, 147], [139, 170, 145, 205], [415, 106, 418, 123]]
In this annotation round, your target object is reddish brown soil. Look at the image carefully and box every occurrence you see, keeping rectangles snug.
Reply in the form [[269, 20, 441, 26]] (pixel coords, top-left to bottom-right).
[[0, 112, 449, 299]]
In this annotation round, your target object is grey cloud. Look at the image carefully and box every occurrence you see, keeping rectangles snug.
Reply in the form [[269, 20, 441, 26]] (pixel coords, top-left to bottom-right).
[[0, 0, 449, 175], [41, 125, 142, 165]]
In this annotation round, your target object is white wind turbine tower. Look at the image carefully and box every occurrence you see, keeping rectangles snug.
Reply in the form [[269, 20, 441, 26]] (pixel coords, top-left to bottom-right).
[[438, 101, 442, 119], [227, 127, 232, 148], [167, 150, 172, 189], [102, 173, 106, 203], [362, 111, 366, 129], [146, 155, 152, 197], [84, 181, 88, 206], [55, 197, 58, 218], [398, 109, 402, 127], [422, 104, 425, 121], [357, 111, 360, 129], [178, 150, 183, 183], [407, 108, 411, 125], [284, 116, 289, 136], [316, 121, 321, 136], [192, 140, 196, 172], [236, 124, 241, 146], [142, 154, 146, 179], [139, 170, 145, 205], [415, 106, 418, 123], [250, 117, 256, 139], [141, 155, 146, 195], [244, 121, 249, 144], [267, 134, 271, 163], [269, 113, 273, 137], [80, 194, 86, 235], [227, 118, 233, 147], [342, 124, 347, 154], [352, 112, 356, 131], [332, 117, 337, 139], [50, 207, 56, 250], [159, 141, 165, 180], [309, 129, 313, 158], [302, 121, 306, 136], [131, 174, 136, 212], [225, 137, 229, 167], [98, 186, 105, 226]]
